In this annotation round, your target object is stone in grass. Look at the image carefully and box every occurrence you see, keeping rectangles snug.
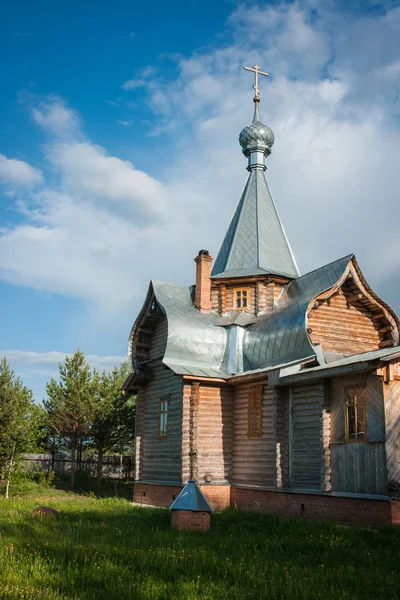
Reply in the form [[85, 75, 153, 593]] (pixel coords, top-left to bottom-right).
[[30, 506, 60, 518]]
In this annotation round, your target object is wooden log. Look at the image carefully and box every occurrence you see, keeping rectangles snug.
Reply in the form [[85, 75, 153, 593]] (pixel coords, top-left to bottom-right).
[[346, 293, 363, 303], [379, 325, 393, 334], [372, 312, 385, 320], [379, 339, 394, 348]]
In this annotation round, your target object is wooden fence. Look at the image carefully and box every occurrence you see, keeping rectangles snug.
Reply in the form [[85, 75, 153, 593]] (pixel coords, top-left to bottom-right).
[[23, 454, 134, 480]]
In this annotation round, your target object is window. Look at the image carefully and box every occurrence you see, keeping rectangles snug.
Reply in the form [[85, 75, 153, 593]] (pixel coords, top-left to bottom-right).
[[235, 288, 250, 311], [158, 398, 169, 439], [344, 386, 367, 442], [248, 385, 263, 438]]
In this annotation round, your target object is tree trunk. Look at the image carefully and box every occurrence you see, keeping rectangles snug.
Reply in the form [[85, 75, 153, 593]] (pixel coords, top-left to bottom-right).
[[5, 454, 14, 500], [119, 454, 123, 480], [71, 436, 76, 490], [97, 447, 103, 491]]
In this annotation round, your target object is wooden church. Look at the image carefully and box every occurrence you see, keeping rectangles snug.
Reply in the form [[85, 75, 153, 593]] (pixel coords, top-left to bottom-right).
[[124, 66, 400, 526]]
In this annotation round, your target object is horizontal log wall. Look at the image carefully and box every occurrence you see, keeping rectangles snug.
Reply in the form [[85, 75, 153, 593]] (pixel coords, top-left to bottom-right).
[[197, 384, 233, 483], [141, 317, 183, 483], [309, 291, 381, 354], [290, 382, 324, 490], [232, 380, 277, 486], [383, 378, 400, 493]]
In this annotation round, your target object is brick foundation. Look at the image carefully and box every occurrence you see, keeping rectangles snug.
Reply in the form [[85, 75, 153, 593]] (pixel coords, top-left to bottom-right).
[[133, 482, 183, 507], [134, 482, 400, 526], [231, 486, 400, 527], [171, 510, 210, 531]]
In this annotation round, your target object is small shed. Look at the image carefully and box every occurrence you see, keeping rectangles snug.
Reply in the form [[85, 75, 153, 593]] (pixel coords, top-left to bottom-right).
[[170, 479, 213, 531]]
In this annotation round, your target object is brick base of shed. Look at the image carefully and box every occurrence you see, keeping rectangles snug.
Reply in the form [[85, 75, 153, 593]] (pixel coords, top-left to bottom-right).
[[231, 487, 400, 527], [133, 482, 231, 511], [171, 510, 210, 531]]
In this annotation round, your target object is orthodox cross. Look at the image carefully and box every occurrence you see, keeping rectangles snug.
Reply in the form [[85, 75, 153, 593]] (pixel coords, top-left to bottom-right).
[[244, 64, 269, 99]]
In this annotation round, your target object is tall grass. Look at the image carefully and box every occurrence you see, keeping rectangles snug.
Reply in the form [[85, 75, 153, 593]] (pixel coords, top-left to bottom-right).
[[0, 490, 399, 599]]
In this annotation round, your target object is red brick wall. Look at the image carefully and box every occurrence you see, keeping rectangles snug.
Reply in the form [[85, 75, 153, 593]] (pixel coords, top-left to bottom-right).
[[232, 487, 400, 527], [171, 510, 210, 531], [201, 485, 231, 511], [133, 483, 182, 507], [133, 482, 231, 511]]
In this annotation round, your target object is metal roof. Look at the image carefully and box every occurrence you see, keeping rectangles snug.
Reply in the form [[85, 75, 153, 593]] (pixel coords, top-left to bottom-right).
[[211, 167, 299, 280], [170, 479, 213, 512], [151, 281, 229, 378], [243, 255, 353, 371]]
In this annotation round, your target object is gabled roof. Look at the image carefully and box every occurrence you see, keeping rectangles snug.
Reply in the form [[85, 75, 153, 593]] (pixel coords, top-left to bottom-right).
[[211, 168, 299, 280]]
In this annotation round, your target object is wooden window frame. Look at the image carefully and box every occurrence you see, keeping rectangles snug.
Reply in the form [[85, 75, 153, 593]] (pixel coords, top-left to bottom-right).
[[344, 385, 367, 443], [158, 397, 169, 440], [235, 287, 250, 311], [247, 385, 263, 438]]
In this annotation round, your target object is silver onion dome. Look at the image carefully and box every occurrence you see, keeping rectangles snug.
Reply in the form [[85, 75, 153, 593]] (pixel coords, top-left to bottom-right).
[[239, 100, 275, 151], [239, 100, 274, 170]]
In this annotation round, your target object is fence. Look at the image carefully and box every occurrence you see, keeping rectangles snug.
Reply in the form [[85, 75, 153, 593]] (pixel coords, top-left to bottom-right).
[[23, 454, 134, 480]]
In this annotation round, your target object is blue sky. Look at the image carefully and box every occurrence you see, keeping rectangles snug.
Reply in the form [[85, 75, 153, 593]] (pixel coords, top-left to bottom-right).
[[1, 0, 400, 401]]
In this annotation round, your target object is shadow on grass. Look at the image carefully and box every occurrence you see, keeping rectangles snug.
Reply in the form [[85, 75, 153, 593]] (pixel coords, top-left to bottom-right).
[[1, 501, 400, 600]]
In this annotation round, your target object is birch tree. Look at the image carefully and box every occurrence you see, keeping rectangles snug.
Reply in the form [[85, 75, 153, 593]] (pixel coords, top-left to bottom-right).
[[0, 357, 38, 499]]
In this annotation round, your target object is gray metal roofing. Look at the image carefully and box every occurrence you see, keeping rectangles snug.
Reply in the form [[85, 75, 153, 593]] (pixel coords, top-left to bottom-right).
[[149, 255, 357, 378], [170, 479, 213, 512], [243, 255, 353, 371], [151, 281, 229, 378], [211, 168, 299, 280]]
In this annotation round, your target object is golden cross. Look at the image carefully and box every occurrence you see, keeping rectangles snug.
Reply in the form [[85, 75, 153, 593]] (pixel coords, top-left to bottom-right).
[[244, 64, 269, 99]]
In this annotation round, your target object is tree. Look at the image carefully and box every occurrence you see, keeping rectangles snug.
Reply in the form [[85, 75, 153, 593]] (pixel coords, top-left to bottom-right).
[[91, 362, 135, 489], [44, 350, 95, 490], [0, 357, 38, 499]]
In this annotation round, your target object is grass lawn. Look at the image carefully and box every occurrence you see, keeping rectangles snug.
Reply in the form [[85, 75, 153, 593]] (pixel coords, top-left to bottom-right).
[[0, 484, 400, 599]]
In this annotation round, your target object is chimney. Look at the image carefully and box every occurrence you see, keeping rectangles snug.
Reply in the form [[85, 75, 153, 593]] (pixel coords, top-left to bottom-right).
[[194, 250, 213, 312]]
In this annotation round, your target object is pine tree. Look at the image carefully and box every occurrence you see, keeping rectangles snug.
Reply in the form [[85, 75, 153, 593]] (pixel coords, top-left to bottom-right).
[[44, 350, 95, 490], [0, 357, 38, 499], [91, 362, 135, 489]]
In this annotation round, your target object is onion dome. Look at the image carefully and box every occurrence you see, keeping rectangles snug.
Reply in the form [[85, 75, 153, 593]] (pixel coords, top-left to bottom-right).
[[239, 99, 274, 170]]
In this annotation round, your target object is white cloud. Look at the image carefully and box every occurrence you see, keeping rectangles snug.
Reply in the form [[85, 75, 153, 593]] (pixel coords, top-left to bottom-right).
[[0, 0, 400, 326], [0, 154, 44, 189]]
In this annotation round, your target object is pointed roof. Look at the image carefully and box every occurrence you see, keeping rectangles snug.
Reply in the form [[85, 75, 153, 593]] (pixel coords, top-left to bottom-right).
[[170, 480, 213, 512], [211, 167, 299, 279]]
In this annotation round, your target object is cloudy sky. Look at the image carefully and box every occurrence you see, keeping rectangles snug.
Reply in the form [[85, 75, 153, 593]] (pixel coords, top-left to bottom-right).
[[1, 0, 399, 400]]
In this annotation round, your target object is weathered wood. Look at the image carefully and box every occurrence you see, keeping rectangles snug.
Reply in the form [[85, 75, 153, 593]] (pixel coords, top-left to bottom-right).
[[383, 379, 400, 492], [379, 339, 394, 348], [232, 383, 278, 486]]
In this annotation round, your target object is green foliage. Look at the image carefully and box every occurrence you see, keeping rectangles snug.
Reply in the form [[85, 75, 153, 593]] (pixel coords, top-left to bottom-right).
[[1, 496, 400, 599], [0, 357, 38, 496], [35, 468, 55, 489]]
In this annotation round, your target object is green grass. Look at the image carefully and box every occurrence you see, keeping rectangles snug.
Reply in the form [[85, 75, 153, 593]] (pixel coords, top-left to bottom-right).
[[0, 485, 400, 599]]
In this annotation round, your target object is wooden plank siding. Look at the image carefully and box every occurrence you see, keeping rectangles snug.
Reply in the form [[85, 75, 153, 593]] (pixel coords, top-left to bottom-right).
[[330, 373, 388, 495], [383, 379, 400, 493], [232, 381, 278, 486], [289, 382, 325, 490], [140, 316, 183, 483], [309, 292, 382, 354]]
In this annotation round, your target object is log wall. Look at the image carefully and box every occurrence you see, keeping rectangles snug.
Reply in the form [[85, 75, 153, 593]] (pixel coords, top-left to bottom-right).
[[182, 383, 233, 484], [140, 316, 183, 483], [210, 279, 286, 315], [232, 381, 278, 486], [309, 291, 381, 354]]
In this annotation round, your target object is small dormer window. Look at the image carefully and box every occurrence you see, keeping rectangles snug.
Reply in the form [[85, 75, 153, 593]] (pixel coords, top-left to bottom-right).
[[235, 288, 249, 311]]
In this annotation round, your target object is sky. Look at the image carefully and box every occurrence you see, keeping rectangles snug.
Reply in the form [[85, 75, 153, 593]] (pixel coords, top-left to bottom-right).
[[0, 0, 400, 401]]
